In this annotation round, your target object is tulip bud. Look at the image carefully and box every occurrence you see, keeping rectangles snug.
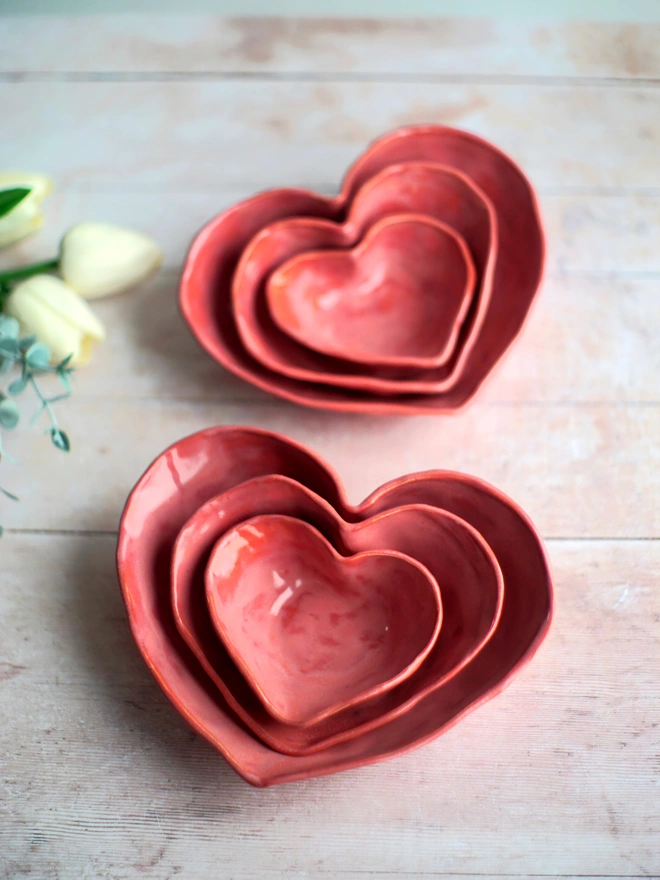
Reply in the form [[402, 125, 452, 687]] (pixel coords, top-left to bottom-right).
[[4, 275, 105, 367], [59, 222, 162, 300], [0, 173, 53, 248]]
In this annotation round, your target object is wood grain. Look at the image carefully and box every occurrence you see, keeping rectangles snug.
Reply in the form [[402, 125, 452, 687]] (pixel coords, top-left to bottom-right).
[[1, 397, 659, 539], [2, 81, 660, 192], [1, 536, 658, 877], [2, 16, 660, 78]]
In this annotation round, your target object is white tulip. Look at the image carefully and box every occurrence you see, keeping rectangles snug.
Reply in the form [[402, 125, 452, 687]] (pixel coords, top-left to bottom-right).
[[0, 173, 53, 248], [60, 222, 162, 299], [4, 275, 105, 367]]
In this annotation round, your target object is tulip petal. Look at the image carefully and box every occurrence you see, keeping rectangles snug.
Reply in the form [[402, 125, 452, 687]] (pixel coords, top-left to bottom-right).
[[4, 275, 105, 367], [60, 222, 162, 299], [0, 173, 53, 201], [0, 173, 52, 248]]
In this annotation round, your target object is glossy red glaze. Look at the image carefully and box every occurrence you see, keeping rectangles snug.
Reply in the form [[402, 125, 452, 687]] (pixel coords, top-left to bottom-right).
[[181, 125, 544, 412], [171, 475, 502, 756], [204, 514, 442, 727], [118, 427, 553, 785], [232, 162, 495, 395], [266, 215, 475, 370]]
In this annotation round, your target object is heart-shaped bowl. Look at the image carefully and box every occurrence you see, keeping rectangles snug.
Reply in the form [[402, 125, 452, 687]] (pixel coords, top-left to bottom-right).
[[265, 212, 476, 371], [181, 125, 544, 413], [171, 475, 502, 755], [204, 513, 443, 727], [118, 426, 553, 785], [232, 162, 495, 395]]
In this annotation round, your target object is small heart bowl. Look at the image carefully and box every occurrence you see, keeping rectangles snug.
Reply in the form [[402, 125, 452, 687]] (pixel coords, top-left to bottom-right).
[[204, 513, 443, 727]]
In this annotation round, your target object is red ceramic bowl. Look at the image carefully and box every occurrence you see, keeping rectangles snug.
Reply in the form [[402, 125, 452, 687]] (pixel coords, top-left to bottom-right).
[[117, 427, 553, 785], [235, 162, 493, 389], [266, 213, 476, 371], [170, 475, 502, 756], [180, 125, 544, 413], [203, 513, 443, 727]]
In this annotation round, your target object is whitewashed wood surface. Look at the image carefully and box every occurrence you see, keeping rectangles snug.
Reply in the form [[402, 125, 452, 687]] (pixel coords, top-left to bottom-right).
[[1, 15, 659, 880]]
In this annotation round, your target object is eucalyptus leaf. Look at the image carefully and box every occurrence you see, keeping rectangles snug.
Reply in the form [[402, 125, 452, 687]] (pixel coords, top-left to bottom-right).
[[0, 399, 20, 429], [0, 187, 31, 219], [18, 335, 37, 352], [0, 486, 19, 501], [50, 428, 70, 452], [25, 342, 51, 371], [0, 315, 20, 339], [0, 338, 19, 358], [56, 353, 74, 370], [0, 357, 12, 375], [7, 377, 27, 396], [57, 371, 72, 394]]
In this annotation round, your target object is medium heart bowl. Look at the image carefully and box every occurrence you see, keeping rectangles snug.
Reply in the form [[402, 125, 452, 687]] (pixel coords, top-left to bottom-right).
[[117, 426, 553, 786], [180, 125, 545, 413]]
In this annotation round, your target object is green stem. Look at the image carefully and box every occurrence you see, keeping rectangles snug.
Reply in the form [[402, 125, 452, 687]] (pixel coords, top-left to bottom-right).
[[29, 374, 59, 432], [0, 257, 59, 285]]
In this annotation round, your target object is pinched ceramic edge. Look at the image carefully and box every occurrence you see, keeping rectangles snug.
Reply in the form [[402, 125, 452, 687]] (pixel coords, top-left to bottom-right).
[[117, 426, 554, 786]]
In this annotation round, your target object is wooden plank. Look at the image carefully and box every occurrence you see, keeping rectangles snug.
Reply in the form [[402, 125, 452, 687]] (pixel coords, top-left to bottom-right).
[[0, 397, 658, 537], [1, 535, 658, 877], [2, 16, 660, 78], [3, 81, 660, 191]]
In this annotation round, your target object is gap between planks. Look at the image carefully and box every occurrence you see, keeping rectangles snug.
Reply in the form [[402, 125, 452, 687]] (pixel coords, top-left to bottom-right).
[[3, 530, 659, 542], [4, 71, 660, 87]]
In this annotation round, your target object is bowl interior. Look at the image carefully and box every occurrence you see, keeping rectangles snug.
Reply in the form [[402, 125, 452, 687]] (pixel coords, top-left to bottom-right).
[[204, 513, 442, 727], [266, 214, 475, 369]]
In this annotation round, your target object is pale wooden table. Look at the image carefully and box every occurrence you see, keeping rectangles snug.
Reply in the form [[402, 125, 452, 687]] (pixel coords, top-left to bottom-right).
[[1, 15, 659, 879]]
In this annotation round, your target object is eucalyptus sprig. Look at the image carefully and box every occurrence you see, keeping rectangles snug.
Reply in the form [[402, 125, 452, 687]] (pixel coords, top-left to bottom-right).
[[0, 314, 73, 537]]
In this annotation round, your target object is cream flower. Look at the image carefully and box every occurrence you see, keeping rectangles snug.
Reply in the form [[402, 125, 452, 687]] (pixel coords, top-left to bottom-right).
[[4, 275, 105, 366], [60, 222, 162, 299], [0, 173, 53, 248]]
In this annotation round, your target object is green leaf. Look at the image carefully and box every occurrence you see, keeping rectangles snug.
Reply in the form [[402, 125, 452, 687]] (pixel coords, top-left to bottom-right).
[[55, 353, 74, 370], [0, 338, 19, 358], [0, 315, 20, 339], [50, 428, 70, 452], [0, 486, 19, 501], [7, 377, 27, 396], [25, 342, 51, 371], [57, 371, 72, 394], [18, 334, 37, 352], [0, 187, 31, 219], [0, 398, 20, 429]]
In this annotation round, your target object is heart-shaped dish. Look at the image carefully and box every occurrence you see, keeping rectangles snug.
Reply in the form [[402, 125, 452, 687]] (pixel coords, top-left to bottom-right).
[[118, 426, 553, 785], [232, 161, 495, 394], [204, 513, 443, 727], [181, 125, 544, 412], [266, 209, 476, 371], [171, 475, 502, 755]]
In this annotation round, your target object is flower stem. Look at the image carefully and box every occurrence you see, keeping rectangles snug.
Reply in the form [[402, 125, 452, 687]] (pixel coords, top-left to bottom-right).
[[0, 258, 59, 285]]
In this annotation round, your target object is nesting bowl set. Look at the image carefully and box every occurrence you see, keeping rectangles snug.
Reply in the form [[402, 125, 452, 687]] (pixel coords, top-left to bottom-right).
[[179, 124, 545, 413], [117, 126, 552, 785]]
